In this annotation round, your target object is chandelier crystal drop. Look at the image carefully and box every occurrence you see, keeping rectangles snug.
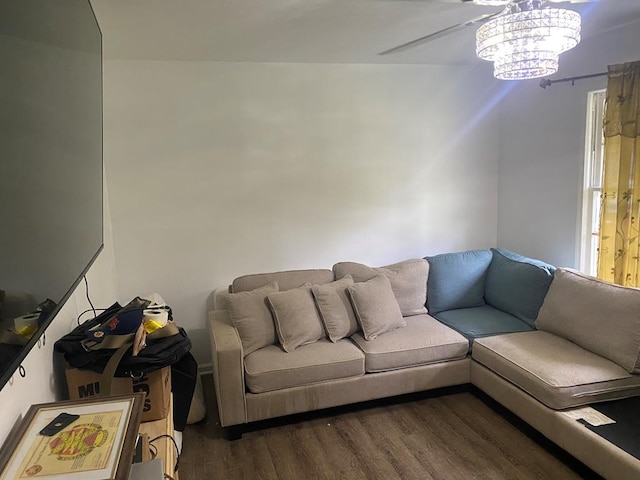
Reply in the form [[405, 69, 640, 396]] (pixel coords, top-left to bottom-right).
[[476, 1, 581, 80]]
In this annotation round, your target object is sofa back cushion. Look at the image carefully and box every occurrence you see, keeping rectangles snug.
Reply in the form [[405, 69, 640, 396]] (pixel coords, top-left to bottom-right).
[[536, 268, 640, 374], [333, 259, 429, 316], [267, 285, 325, 352], [425, 250, 492, 314], [226, 282, 279, 356], [232, 269, 334, 293], [484, 248, 555, 327], [312, 275, 359, 342]]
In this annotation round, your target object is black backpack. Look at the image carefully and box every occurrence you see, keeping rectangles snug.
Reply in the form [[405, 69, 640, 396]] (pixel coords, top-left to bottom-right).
[[54, 299, 191, 378]]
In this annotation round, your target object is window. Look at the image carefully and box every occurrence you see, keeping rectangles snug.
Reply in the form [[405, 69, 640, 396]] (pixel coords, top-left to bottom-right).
[[579, 90, 606, 276]]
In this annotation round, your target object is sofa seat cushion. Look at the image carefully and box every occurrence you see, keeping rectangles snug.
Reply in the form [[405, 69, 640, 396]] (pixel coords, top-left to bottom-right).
[[434, 305, 533, 341], [350, 314, 469, 373], [473, 331, 640, 409], [244, 339, 365, 393]]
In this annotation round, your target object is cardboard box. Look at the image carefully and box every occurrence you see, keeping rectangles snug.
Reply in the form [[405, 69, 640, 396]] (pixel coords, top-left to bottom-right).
[[65, 365, 171, 422]]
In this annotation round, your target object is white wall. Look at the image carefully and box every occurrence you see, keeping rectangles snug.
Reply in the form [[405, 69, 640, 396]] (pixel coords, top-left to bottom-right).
[[496, 20, 640, 267], [103, 61, 501, 365], [0, 178, 118, 447]]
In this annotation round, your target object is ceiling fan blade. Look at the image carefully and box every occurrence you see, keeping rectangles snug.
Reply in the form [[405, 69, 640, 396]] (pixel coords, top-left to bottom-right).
[[438, 0, 508, 4], [378, 11, 502, 56]]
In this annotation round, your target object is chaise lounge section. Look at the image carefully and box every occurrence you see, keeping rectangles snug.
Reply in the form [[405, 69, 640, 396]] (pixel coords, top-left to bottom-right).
[[208, 249, 640, 478], [471, 267, 640, 479]]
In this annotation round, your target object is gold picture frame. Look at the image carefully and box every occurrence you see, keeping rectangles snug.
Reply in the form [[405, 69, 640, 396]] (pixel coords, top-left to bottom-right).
[[0, 393, 145, 480]]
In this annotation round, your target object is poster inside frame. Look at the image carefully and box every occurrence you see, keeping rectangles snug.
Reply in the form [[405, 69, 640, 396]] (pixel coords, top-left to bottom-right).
[[0, 393, 144, 480]]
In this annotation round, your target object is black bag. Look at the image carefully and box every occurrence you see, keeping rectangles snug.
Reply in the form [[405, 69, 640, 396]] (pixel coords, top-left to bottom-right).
[[55, 299, 196, 430], [171, 351, 198, 431], [54, 299, 192, 378]]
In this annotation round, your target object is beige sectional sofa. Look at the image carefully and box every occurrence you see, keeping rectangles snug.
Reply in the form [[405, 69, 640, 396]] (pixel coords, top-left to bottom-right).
[[208, 250, 640, 479]]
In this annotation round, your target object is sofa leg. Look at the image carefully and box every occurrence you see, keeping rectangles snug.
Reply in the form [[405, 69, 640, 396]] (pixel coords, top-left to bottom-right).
[[226, 425, 244, 441]]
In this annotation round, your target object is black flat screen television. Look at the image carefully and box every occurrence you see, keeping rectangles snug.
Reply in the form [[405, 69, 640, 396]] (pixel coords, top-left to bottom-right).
[[0, 0, 103, 390]]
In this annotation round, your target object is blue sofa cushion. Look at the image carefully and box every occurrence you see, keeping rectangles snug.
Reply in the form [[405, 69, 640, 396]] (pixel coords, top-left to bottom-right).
[[434, 305, 533, 341], [425, 249, 492, 314], [484, 248, 555, 328]]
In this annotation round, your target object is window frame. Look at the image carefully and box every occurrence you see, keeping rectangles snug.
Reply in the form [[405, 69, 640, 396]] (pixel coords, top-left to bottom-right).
[[578, 89, 606, 276]]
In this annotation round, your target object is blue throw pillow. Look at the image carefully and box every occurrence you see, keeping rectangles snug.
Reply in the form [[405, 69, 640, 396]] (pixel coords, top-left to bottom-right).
[[484, 248, 555, 327], [425, 250, 492, 314]]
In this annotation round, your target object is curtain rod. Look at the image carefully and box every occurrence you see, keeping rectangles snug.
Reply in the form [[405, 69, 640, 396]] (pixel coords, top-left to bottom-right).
[[539, 71, 607, 89]]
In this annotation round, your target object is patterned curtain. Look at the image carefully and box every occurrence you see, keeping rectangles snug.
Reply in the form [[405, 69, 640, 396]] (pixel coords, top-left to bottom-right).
[[597, 61, 640, 286]]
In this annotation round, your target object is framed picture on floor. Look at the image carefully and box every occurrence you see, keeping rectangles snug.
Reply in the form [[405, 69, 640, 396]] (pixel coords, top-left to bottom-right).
[[0, 392, 145, 480]]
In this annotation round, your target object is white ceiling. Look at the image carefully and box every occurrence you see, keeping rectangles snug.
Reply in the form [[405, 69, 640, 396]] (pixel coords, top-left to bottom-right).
[[90, 0, 640, 65]]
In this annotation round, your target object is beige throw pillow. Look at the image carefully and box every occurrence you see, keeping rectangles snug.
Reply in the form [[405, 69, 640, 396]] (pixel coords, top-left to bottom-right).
[[348, 274, 406, 340], [267, 285, 325, 352], [226, 282, 279, 356], [312, 275, 358, 342], [334, 259, 429, 316]]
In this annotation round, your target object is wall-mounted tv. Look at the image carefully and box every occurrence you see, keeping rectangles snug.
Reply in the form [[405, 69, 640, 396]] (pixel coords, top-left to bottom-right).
[[0, 0, 103, 390]]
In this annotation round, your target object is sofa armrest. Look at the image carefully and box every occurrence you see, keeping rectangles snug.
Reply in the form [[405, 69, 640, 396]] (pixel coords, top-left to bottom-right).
[[208, 309, 247, 427]]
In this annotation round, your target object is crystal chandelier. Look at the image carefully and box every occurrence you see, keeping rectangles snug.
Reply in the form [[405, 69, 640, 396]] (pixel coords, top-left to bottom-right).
[[476, 0, 581, 80]]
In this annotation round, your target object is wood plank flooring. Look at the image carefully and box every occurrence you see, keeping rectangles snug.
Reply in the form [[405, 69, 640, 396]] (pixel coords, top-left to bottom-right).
[[179, 377, 601, 479]]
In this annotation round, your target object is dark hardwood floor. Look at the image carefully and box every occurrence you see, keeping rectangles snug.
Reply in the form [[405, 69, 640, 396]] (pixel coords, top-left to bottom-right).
[[179, 376, 601, 479]]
